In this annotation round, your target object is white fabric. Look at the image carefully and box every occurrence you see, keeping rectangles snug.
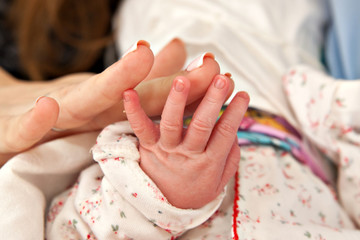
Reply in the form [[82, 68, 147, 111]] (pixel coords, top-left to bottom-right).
[[284, 65, 360, 226], [43, 111, 360, 239], [0, 132, 99, 240], [114, 0, 328, 129], [2, 0, 360, 239], [46, 122, 225, 239], [2, 65, 360, 238]]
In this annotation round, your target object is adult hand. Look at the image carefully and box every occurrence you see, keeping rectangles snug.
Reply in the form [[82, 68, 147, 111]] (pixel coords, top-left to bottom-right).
[[0, 40, 153, 165], [0, 39, 232, 165]]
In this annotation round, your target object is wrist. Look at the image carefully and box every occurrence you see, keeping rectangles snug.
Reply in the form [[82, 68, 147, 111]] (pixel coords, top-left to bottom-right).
[[92, 123, 227, 234]]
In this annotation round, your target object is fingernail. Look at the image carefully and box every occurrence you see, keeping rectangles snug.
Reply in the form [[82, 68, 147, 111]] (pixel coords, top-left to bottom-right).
[[121, 40, 150, 58], [123, 92, 130, 102], [174, 78, 185, 92], [237, 91, 250, 102], [186, 52, 215, 71], [35, 96, 46, 106], [214, 76, 226, 89], [51, 127, 66, 132], [224, 72, 232, 78], [170, 37, 184, 46]]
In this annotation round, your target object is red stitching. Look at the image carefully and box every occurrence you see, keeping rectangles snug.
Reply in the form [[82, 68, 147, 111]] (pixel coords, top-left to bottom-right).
[[232, 171, 240, 240]]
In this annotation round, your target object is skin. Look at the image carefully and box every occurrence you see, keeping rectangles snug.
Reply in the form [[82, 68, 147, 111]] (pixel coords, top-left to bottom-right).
[[124, 75, 249, 209], [0, 39, 234, 165]]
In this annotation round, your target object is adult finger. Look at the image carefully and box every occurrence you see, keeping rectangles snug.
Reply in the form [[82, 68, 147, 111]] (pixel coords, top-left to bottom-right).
[[183, 75, 231, 152], [123, 90, 159, 146], [207, 91, 249, 160], [0, 96, 59, 153], [80, 53, 220, 131], [159, 76, 190, 149], [52, 40, 154, 129], [144, 38, 186, 81], [135, 53, 220, 118]]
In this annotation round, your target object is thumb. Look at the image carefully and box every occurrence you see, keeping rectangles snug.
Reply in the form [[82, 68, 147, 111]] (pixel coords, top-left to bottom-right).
[[0, 96, 59, 153]]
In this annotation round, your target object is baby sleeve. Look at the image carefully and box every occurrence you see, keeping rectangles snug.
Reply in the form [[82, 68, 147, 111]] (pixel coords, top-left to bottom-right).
[[46, 121, 225, 240]]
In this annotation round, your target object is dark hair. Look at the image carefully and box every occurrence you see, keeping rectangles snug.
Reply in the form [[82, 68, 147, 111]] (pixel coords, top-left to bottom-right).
[[9, 0, 119, 80]]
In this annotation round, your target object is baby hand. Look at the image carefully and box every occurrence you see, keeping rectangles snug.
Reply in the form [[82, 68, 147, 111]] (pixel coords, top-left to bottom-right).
[[123, 74, 249, 209]]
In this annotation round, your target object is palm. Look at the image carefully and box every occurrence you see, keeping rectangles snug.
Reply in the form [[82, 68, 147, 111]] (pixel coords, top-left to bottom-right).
[[124, 75, 249, 209]]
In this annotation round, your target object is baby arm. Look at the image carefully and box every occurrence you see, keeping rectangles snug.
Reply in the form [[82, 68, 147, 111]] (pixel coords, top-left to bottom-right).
[[123, 74, 249, 209]]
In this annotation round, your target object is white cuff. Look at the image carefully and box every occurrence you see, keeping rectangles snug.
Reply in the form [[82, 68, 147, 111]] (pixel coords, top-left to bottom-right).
[[91, 121, 225, 235]]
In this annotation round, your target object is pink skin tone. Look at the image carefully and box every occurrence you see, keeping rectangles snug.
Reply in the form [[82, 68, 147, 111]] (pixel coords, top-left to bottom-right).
[[0, 39, 232, 165], [123, 75, 249, 209]]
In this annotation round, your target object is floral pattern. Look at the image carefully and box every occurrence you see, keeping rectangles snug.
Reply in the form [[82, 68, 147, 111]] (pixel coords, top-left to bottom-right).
[[46, 66, 360, 239]]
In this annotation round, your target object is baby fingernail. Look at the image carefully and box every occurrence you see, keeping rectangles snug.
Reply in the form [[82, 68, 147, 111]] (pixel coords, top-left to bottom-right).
[[237, 91, 250, 101], [186, 52, 215, 71], [122, 40, 150, 58], [214, 77, 226, 89], [123, 92, 130, 102], [174, 78, 185, 92]]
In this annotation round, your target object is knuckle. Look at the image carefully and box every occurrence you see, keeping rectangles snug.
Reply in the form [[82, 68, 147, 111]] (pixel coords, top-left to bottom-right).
[[204, 95, 219, 105], [124, 107, 137, 116], [167, 97, 179, 107], [131, 122, 146, 135], [160, 119, 183, 133], [191, 117, 213, 133], [217, 120, 236, 138]]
